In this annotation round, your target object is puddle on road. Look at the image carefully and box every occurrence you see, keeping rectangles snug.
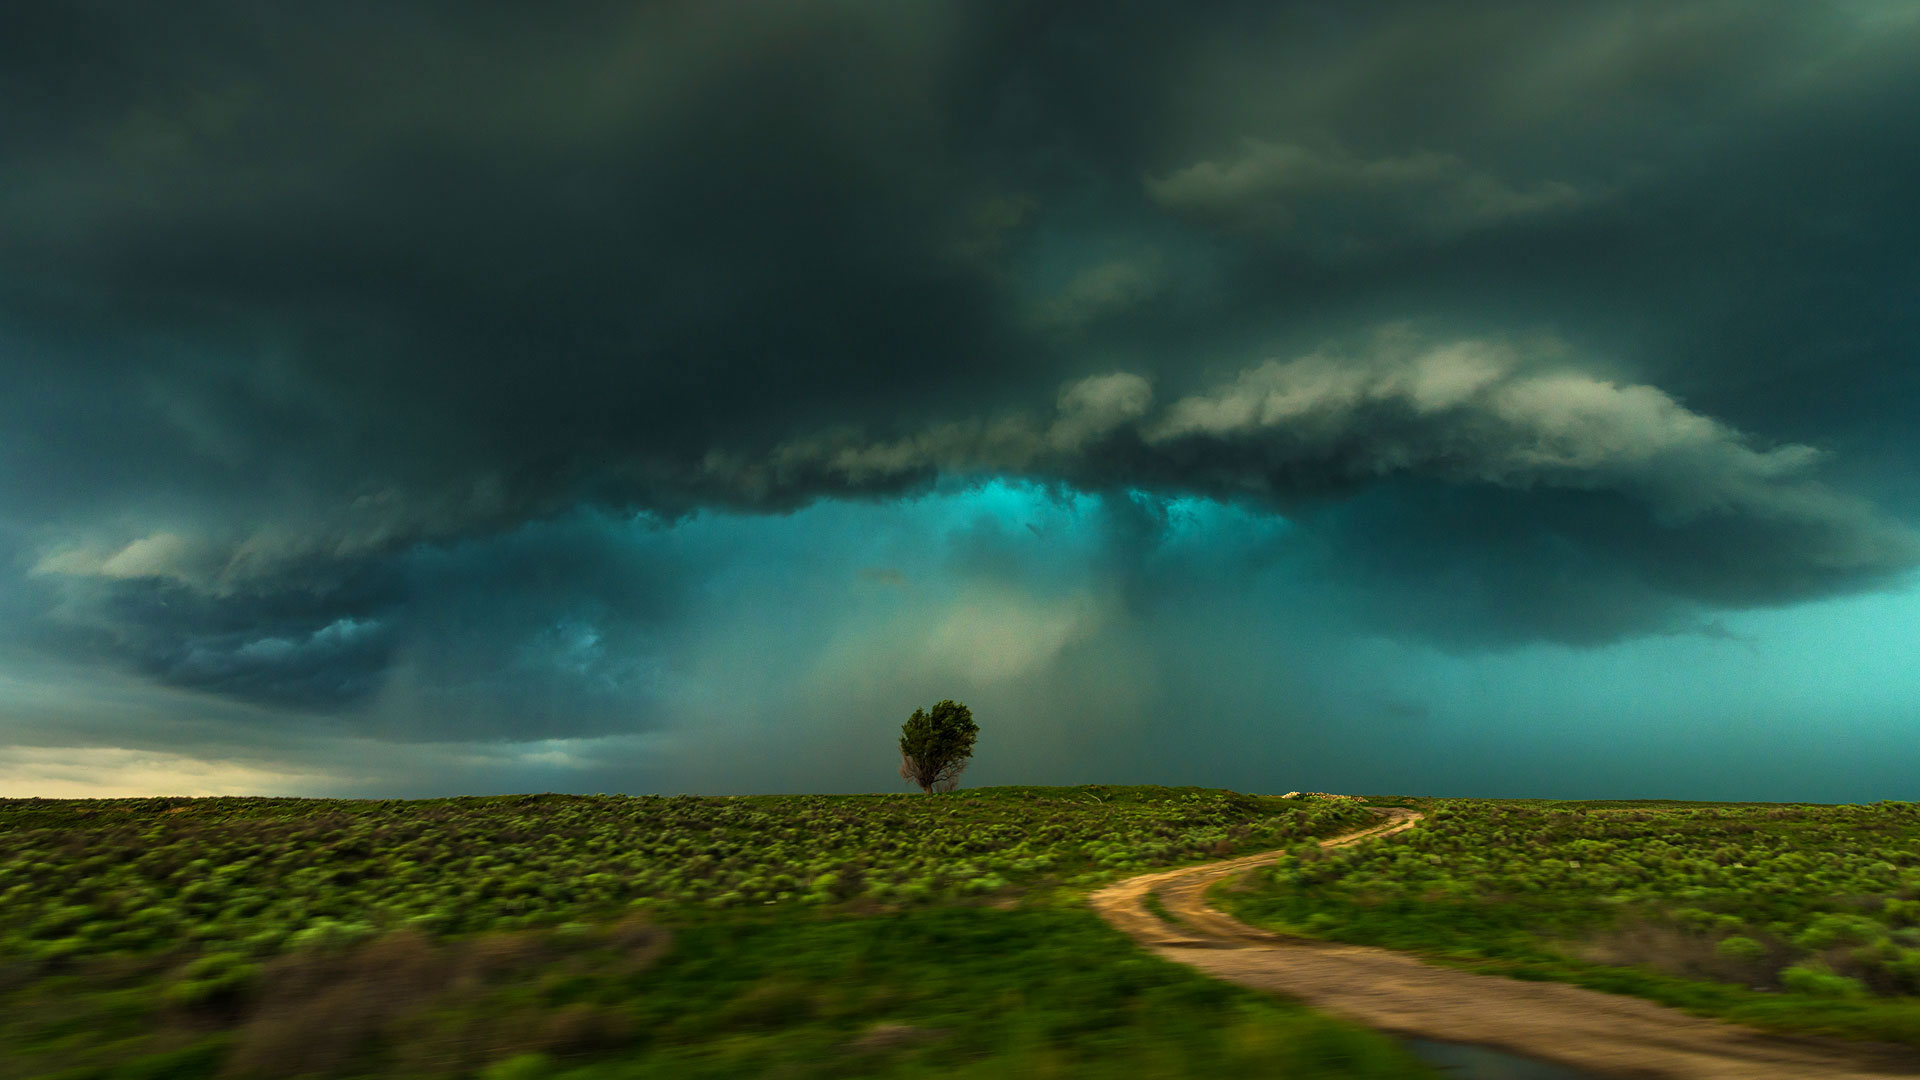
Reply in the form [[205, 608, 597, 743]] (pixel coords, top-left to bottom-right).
[[1404, 1037, 1608, 1079]]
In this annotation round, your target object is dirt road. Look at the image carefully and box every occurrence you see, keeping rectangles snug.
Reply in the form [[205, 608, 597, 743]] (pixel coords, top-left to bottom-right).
[[1090, 806, 1919, 1079]]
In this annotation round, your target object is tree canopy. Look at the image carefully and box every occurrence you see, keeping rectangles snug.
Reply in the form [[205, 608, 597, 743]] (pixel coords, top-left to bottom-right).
[[898, 700, 977, 794]]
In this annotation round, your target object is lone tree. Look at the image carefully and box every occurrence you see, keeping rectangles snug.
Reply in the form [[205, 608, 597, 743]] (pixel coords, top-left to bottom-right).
[[898, 699, 977, 794]]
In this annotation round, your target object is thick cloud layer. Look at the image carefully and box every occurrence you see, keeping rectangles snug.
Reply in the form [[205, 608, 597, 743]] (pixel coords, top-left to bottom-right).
[[1147, 140, 1602, 255], [1, 0, 1917, 795]]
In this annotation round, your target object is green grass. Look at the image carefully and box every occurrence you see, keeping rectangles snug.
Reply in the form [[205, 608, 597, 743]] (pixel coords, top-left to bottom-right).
[[1217, 797, 1920, 1045], [1142, 893, 1181, 928], [0, 787, 1426, 1079], [0, 786, 1374, 966]]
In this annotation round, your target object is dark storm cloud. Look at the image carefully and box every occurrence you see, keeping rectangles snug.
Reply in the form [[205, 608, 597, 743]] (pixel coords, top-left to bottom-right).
[[1, 0, 1917, 719], [1145, 139, 1604, 256], [1, 1, 1031, 535], [363, 511, 697, 741], [13, 509, 695, 735], [15, 556, 405, 709], [718, 328, 1919, 629]]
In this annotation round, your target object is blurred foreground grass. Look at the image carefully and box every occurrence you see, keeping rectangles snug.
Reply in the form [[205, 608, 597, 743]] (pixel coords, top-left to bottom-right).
[[4, 900, 1434, 1079]]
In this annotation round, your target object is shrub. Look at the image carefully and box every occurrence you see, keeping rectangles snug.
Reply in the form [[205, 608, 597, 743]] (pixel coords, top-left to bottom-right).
[[1792, 914, 1882, 951], [287, 919, 374, 951], [1887, 949, 1920, 995], [1781, 963, 1868, 998], [1884, 899, 1920, 928], [163, 951, 261, 1010]]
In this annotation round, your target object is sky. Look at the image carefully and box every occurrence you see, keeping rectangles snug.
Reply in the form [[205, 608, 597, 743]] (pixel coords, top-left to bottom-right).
[[1, 0, 1917, 802]]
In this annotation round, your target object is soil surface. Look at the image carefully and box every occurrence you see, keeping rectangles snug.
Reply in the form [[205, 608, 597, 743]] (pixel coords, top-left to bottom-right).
[[1090, 806, 1920, 1079]]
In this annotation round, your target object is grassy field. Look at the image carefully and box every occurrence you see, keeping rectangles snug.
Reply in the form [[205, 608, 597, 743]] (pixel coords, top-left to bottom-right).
[[0, 786, 1430, 1080], [1218, 797, 1920, 1045], [0, 786, 1374, 963]]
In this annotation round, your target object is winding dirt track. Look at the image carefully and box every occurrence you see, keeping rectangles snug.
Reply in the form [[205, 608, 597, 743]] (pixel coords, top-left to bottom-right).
[[1091, 807, 1920, 1079]]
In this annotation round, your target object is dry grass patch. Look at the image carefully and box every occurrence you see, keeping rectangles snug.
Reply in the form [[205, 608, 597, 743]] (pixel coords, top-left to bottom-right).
[[222, 919, 669, 1078]]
